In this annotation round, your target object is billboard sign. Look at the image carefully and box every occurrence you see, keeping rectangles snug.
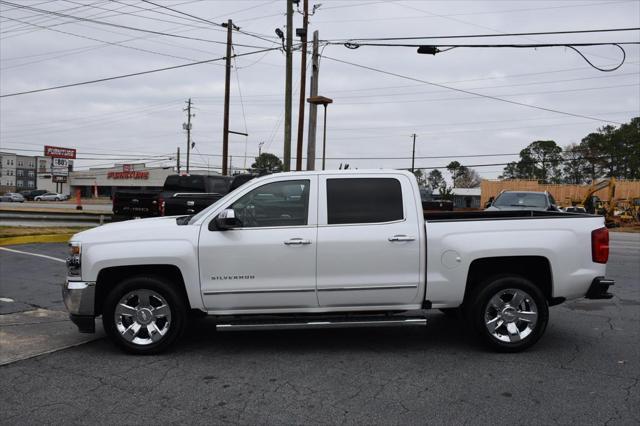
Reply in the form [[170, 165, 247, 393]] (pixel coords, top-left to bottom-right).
[[52, 175, 67, 183], [44, 145, 76, 159], [51, 157, 70, 177]]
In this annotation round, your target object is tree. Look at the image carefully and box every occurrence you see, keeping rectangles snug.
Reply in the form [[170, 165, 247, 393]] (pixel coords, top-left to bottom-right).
[[455, 167, 481, 188], [617, 117, 640, 179], [500, 140, 563, 183], [500, 161, 523, 180], [445, 161, 480, 187], [437, 185, 454, 201], [562, 143, 586, 184], [426, 169, 445, 191], [412, 169, 427, 187], [251, 153, 283, 172]]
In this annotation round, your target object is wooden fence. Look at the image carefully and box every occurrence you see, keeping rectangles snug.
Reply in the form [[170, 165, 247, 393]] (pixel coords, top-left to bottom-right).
[[480, 180, 640, 207]]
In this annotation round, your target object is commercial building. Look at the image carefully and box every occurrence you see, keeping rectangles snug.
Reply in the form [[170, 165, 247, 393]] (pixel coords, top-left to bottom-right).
[[15, 155, 37, 191], [0, 152, 17, 193]]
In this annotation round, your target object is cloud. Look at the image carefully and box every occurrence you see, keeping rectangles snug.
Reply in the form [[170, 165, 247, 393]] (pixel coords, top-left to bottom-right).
[[1, 0, 638, 179]]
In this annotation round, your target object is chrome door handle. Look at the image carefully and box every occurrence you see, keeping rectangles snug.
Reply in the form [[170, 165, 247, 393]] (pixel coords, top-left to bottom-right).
[[388, 235, 415, 242], [284, 238, 311, 245]]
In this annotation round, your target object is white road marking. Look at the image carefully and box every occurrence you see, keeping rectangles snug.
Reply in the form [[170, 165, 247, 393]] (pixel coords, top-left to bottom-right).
[[0, 297, 15, 303], [0, 247, 65, 263]]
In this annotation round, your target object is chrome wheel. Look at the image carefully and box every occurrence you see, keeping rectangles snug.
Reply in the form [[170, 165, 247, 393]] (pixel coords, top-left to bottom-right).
[[484, 288, 538, 343], [114, 289, 172, 346]]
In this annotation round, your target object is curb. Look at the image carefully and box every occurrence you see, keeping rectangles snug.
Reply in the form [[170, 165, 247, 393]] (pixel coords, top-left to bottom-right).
[[0, 234, 74, 246]]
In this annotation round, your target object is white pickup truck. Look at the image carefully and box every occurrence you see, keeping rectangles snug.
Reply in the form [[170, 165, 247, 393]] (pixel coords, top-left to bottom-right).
[[63, 170, 614, 354]]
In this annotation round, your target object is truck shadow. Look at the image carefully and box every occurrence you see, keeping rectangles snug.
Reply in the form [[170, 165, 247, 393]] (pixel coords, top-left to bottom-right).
[[179, 312, 481, 355]]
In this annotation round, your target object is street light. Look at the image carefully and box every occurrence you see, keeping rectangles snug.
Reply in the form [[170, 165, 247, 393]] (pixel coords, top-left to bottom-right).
[[307, 95, 333, 170]]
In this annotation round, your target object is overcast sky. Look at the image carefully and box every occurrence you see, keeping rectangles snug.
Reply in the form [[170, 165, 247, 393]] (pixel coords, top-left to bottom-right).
[[1, 0, 639, 179]]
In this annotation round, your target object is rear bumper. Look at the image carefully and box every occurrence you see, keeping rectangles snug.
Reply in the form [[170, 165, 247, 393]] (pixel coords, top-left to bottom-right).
[[63, 280, 96, 333], [585, 277, 615, 300]]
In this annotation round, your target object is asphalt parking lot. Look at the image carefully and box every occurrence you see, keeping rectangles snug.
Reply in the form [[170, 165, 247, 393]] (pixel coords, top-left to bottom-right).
[[0, 234, 638, 425]]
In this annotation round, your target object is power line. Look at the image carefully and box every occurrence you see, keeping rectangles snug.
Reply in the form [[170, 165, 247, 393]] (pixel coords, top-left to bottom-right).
[[312, 1, 634, 24], [2, 146, 173, 157], [138, 0, 223, 28], [1, 101, 186, 138], [65, 0, 218, 33], [139, 0, 280, 46], [0, 15, 225, 69], [327, 27, 640, 42], [0, 46, 283, 98], [0, 0, 270, 49], [391, 1, 633, 66], [322, 55, 625, 125], [0, 1, 224, 62], [0, 0, 107, 35], [338, 41, 636, 72]]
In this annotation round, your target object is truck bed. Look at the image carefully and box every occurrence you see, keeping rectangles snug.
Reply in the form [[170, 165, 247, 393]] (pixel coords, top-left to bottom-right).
[[425, 210, 592, 221]]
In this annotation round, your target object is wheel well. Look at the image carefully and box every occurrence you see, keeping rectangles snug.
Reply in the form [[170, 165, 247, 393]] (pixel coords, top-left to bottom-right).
[[95, 265, 189, 315], [463, 256, 553, 305]]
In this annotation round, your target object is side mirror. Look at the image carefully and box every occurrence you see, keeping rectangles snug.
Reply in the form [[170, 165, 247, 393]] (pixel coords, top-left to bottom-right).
[[210, 208, 240, 231]]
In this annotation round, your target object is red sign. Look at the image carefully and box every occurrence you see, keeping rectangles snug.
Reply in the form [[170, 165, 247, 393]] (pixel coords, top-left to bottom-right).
[[122, 164, 134, 172], [44, 145, 76, 159], [107, 171, 149, 180]]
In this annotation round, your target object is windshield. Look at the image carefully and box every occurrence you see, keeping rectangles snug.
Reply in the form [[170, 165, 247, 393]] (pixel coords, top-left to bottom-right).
[[493, 192, 548, 208]]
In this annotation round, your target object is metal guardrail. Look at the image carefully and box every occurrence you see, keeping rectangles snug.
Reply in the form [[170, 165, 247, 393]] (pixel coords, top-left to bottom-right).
[[0, 210, 113, 224]]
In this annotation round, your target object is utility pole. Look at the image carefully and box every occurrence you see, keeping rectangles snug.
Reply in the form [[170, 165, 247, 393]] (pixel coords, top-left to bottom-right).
[[295, 0, 309, 171], [222, 19, 233, 176], [411, 133, 417, 173], [176, 147, 181, 174], [259, 141, 265, 156], [183, 98, 193, 173], [306, 30, 319, 171], [283, 0, 293, 171]]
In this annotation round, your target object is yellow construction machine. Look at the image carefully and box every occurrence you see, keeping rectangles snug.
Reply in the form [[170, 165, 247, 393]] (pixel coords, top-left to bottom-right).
[[582, 177, 616, 219]]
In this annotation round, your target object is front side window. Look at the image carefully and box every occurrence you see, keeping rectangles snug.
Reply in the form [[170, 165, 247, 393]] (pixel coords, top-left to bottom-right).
[[327, 178, 403, 224], [229, 180, 310, 228]]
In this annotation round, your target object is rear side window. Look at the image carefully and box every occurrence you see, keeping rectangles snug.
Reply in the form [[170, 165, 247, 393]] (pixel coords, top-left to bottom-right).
[[327, 178, 403, 224], [208, 177, 230, 194], [163, 176, 205, 192]]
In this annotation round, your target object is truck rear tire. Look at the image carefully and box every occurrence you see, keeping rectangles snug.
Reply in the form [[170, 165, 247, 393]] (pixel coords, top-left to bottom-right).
[[102, 276, 187, 355], [467, 275, 548, 352]]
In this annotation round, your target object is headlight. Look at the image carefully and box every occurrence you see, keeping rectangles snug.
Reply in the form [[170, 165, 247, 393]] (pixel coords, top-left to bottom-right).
[[67, 242, 81, 276]]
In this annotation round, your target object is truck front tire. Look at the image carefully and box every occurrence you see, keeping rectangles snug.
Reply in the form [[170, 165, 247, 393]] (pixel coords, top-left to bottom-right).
[[468, 275, 549, 352], [102, 276, 187, 354]]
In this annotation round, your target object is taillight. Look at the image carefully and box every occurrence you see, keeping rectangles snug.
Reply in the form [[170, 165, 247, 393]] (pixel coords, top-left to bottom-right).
[[591, 227, 609, 264], [158, 197, 165, 216]]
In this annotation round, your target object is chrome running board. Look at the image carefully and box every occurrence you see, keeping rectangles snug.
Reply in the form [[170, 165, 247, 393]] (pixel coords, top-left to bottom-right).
[[215, 316, 426, 331]]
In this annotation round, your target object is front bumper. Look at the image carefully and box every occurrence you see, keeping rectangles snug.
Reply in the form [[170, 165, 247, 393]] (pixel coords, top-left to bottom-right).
[[62, 280, 96, 333], [585, 277, 615, 300]]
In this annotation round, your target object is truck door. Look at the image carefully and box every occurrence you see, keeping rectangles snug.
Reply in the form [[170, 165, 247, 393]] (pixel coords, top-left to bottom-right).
[[316, 175, 422, 307], [198, 176, 318, 311]]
